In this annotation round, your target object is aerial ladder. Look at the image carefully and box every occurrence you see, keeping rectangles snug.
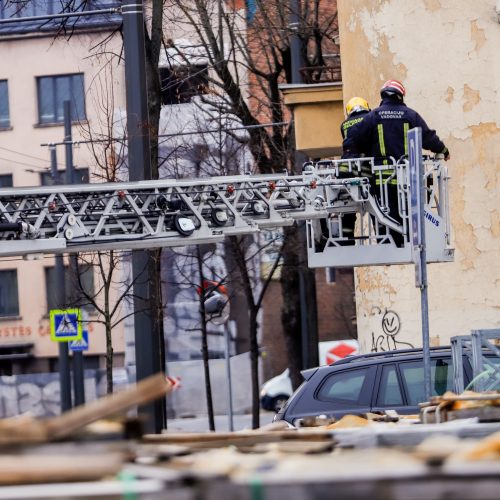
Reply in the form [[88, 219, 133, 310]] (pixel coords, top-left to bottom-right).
[[0, 157, 453, 266]]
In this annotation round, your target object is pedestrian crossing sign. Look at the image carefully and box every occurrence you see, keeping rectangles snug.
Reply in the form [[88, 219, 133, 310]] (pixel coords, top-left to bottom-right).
[[69, 330, 89, 352], [50, 309, 83, 342]]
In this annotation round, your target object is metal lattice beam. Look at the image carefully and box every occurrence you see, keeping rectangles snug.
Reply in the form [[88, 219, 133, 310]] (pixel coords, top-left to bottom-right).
[[0, 159, 454, 268], [0, 170, 343, 256]]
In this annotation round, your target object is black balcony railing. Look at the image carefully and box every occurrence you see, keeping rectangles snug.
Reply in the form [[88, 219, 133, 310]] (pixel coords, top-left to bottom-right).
[[299, 58, 342, 84]]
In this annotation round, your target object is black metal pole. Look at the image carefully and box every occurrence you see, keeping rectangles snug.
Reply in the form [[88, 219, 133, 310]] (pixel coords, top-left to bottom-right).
[[51, 146, 72, 412], [224, 323, 234, 432], [298, 268, 309, 368], [63, 101, 75, 185], [64, 101, 86, 407], [289, 0, 303, 85], [123, 0, 165, 433], [290, 0, 319, 369], [122, 0, 151, 181], [72, 351, 85, 405]]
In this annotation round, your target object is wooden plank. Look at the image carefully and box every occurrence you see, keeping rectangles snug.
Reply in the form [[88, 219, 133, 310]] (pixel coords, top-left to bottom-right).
[[142, 429, 333, 450], [0, 415, 48, 446], [448, 406, 500, 422], [0, 453, 123, 485], [236, 440, 335, 454], [432, 394, 500, 403], [45, 373, 172, 440]]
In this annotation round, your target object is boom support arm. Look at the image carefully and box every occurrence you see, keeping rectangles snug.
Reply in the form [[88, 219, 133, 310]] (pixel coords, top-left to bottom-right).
[[0, 158, 454, 268], [0, 170, 337, 257]]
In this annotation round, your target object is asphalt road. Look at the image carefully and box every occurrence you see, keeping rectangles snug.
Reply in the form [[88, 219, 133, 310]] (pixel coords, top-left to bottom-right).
[[165, 410, 276, 432]]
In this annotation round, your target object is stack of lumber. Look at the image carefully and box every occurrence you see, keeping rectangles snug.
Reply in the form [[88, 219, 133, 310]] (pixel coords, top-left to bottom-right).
[[422, 391, 500, 423], [0, 374, 172, 487], [0, 373, 172, 446]]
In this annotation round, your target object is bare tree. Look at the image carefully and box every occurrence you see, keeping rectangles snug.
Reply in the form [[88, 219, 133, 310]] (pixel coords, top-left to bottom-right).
[[24, 0, 340, 408], [70, 61, 143, 394], [227, 234, 283, 428], [158, 89, 284, 426], [158, 1, 339, 390]]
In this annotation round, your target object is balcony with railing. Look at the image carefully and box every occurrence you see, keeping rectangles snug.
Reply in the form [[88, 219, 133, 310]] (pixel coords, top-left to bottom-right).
[[299, 55, 342, 84]]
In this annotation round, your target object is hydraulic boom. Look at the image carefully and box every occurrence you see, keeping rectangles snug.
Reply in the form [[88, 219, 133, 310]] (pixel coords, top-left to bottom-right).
[[0, 158, 454, 267]]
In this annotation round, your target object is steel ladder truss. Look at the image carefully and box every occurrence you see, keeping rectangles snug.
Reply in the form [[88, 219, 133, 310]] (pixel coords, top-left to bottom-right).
[[451, 329, 500, 393], [0, 171, 333, 257], [305, 157, 455, 267], [0, 159, 454, 268]]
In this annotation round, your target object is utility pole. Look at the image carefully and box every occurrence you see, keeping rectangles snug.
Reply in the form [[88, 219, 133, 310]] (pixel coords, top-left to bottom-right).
[[122, 0, 166, 433], [51, 146, 72, 412], [289, 0, 319, 369], [289, 0, 303, 86], [64, 101, 86, 407]]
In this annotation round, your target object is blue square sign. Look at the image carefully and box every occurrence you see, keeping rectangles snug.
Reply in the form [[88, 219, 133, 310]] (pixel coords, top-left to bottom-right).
[[69, 330, 89, 352]]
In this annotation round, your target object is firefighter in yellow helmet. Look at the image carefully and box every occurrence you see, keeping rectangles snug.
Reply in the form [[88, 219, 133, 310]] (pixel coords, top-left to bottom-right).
[[334, 97, 371, 245], [339, 97, 372, 179], [341, 97, 371, 159]]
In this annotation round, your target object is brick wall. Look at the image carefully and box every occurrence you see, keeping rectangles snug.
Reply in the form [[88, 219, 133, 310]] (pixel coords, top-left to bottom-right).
[[236, 0, 356, 382], [261, 268, 357, 380]]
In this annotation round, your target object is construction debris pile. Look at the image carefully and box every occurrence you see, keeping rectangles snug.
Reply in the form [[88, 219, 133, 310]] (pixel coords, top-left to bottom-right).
[[0, 374, 499, 499]]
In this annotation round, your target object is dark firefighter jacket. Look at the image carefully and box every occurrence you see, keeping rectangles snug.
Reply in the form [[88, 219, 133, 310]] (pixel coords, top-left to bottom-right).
[[343, 97, 447, 161], [340, 109, 369, 159]]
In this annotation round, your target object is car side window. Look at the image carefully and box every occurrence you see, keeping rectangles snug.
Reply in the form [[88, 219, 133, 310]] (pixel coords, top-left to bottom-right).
[[317, 368, 368, 403], [377, 364, 403, 406], [399, 357, 453, 405]]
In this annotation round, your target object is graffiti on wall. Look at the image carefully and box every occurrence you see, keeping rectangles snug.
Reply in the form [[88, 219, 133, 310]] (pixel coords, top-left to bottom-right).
[[370, 308, 414, 352], [0, 373, 97, 418]]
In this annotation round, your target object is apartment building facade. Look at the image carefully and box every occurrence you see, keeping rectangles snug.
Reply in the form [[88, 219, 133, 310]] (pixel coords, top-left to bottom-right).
[[0, 1, 127, 375], [1, 0, 356, 393]]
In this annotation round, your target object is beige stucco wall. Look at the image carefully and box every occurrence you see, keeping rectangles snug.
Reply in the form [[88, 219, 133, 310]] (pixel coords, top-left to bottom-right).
[[338, 0, 500, 352], [0, 32, 126, 360]]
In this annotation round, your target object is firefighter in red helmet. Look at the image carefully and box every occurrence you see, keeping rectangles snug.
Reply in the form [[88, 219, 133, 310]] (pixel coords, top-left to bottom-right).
[[343, 79, 449, 247], [343, 79, 450, 162]]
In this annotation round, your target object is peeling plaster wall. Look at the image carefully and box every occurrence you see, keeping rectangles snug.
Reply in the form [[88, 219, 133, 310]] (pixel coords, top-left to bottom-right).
[[338, 0, 500, 352]]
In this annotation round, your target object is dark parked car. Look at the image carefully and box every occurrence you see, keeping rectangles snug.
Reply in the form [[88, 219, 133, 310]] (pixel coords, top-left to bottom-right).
[[274, 347, 498, 425]]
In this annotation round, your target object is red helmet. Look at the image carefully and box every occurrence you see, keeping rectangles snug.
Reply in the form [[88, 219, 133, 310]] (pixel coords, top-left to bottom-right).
[[380, 79, 406, 98]]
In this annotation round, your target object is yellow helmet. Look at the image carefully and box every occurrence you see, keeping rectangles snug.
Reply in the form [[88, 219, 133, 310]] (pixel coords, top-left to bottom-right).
[[345, 97, 370, 116]]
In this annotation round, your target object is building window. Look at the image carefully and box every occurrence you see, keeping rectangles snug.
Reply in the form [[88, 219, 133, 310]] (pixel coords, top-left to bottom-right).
[[1, 0, 52, 19], [37, 74, 86, 125], [40, 168, 89, 186], [45, 264, 95, 313], [0, 174, 13, 187], [0, 269, 19, 317], [0, 0, 118, 18], [0, 80, 10, 128], [160, 64, 209, 105]]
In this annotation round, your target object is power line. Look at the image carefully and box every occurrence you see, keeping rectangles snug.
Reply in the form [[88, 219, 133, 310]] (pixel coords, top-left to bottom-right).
[[40, 121, 291, 147], [0, 145, 51, 164], [0, 155, 50, 170]]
